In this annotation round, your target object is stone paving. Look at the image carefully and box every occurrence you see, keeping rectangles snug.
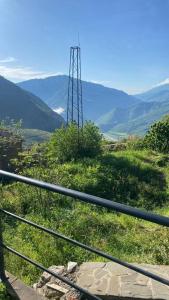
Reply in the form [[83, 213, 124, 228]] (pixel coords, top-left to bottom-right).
[[76, 262, 169, 300], [5, 271, 45, 300]]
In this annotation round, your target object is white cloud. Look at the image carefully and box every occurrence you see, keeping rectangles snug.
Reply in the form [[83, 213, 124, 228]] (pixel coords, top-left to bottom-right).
[[89, 80, 146, 95], [153, 78, 169, 88], [53, 107, 65, 114], [126, 88, 147, 95], [0, 64, 62, 81], [89, 80, 112, 86], [0, 56, 16, 63]]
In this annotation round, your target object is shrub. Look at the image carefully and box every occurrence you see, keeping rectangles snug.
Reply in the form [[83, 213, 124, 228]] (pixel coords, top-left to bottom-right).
[[47, 122, 102, 162], [125, 136, 145, 150], [144, 115, 169, 153], [11, 143, 48, 172], [0, 283, 10, 300], [79, 122, 102, 157]]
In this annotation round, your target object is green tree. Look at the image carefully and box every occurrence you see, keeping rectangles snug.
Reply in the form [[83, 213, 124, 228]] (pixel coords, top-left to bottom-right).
[[47, 122, 102, 162], [144, 115, 169, 153], [80, 122, 102, 157]]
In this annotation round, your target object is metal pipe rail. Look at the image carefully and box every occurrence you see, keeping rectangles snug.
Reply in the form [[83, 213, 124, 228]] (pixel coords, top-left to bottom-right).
[[1, 243, 101, 300], [1, 170, 169, 227], [1, 208, 169, 287], [0, 170, 169, 299]]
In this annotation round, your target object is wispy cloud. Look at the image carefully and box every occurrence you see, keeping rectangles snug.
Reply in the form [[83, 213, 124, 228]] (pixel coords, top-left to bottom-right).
[[89, 80, 112, 86], [89, 80, 146, 95], [0, 56, 16, 63], [0, 64, 62, 82], [0, 56, 63, 81], [126, 87, 147, 95], [153, 78, 169, 87], [53, 107, 65, 114]]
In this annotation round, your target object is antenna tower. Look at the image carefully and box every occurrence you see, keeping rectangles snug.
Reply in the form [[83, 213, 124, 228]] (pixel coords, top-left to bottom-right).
[[67, 46, 83, 128]]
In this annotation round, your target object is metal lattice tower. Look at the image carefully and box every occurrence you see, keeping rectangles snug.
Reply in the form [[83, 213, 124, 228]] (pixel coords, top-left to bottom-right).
[[67, 46, 83, 128]]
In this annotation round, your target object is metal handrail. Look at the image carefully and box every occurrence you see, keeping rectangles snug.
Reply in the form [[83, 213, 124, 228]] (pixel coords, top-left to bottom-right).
[[2, 243, 100, 300], [1, 208, 169, 287], [0, 170, 169, 299], [0, 170, 169, 227]]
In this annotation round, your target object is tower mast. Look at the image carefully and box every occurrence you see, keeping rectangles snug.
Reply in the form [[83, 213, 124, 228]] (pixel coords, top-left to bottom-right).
[[67, 46, 83, 128]]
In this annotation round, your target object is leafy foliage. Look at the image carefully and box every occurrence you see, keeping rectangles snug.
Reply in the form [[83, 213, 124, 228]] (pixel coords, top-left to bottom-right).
[[145, 115, 169, 153], [0, 283, 10, 300], [125, 136, 145, 150], [0, 119, 23, 137], [0, 126, 22, 172], [47, 122, 102, 162]]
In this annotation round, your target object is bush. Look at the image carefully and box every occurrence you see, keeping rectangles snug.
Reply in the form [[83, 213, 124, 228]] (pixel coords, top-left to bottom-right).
[[11, 143, 48, 172], [125, 136, 145, 150], [144, 115, 169, 153], [47, 122, 102, 162], [0, 283, 10, 300]]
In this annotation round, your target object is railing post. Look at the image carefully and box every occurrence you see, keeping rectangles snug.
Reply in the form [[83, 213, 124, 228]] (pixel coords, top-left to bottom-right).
[[0, 216, 6, 282]]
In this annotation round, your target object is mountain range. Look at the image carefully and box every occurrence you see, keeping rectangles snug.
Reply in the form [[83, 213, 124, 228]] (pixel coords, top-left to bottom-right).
[[18, 75, 169, 138], [136, 83, 169, 103], [0, 74, 168, 141], [18, 75, 140, 121], [0, 76, 64, 133]]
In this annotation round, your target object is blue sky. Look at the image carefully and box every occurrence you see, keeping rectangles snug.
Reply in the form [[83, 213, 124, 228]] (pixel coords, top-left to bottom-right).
[[0, 0, 169, 94]]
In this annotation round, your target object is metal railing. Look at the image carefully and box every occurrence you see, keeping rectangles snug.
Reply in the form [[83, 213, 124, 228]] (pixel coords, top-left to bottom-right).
[[0, 169, 169, 299]]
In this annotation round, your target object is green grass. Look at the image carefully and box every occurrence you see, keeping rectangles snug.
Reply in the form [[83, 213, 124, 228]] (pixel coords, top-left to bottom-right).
[[0, 283, 10, 300], [1, 149, 169, 285]]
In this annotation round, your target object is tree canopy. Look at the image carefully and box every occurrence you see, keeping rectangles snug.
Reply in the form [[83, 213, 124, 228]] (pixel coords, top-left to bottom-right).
[[145, 115, 169, 153], [47, 122, 102, 162]]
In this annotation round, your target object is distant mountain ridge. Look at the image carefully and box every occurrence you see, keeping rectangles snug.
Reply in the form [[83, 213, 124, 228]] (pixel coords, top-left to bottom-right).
[[18, 75, 140, 121], [98, 99, 169, 136], [18, 75, 169, 138], [136, 83, 169, 103], [0, 76, 64, 132]]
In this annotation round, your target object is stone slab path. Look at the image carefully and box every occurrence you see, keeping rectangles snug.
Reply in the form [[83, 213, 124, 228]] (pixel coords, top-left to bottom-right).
[[5, 271, 46, 300], [76, 262, 169, 300]]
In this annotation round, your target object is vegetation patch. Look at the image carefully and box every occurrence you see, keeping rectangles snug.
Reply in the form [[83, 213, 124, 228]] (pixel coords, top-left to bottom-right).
[[0, 119, 169, 285]]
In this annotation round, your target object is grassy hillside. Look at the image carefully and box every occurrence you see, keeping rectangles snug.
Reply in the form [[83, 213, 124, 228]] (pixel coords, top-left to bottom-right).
[[22, 129, 51, 146], [98, 102, 169, 137], [1, 147, 169, 284], [0, 76, 64, 132]]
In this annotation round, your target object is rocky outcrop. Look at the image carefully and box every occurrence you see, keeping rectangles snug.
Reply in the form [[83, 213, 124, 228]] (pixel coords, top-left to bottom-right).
[[33, 262, 80, 300]]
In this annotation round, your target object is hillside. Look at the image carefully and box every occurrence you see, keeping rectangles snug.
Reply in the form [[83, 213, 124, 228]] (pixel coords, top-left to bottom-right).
[[136, 84, 169, 103], [97, 100, 169, 136], [22, 129, 51, 146], [18, 75, 140, 121], [0, 76, 64, 132], [1, 119, 169, 286]]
